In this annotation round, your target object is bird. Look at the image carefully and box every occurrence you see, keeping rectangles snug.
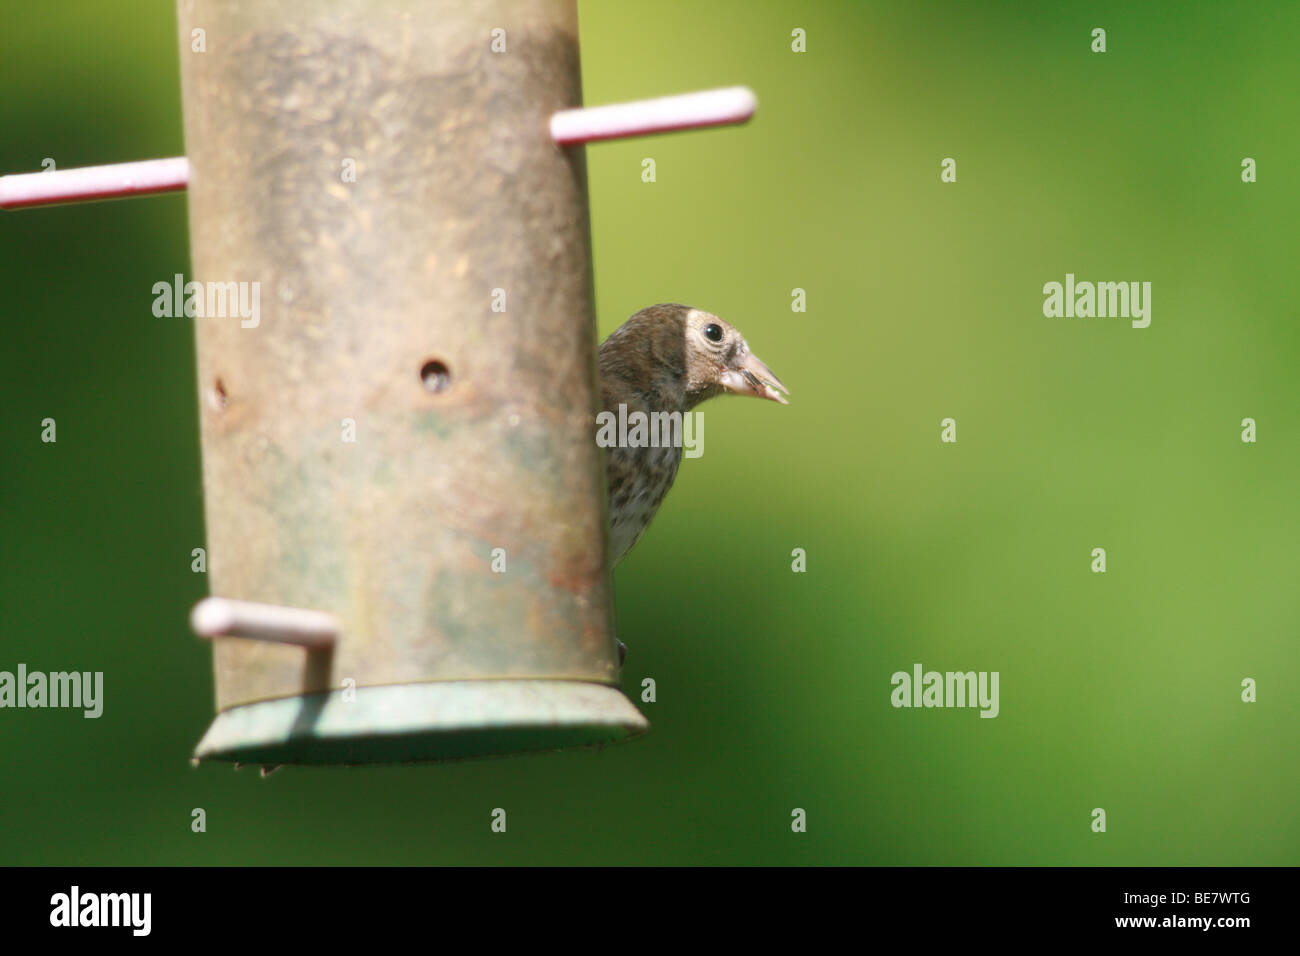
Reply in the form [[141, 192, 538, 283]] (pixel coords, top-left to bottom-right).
[[597, 304, 788, 570]]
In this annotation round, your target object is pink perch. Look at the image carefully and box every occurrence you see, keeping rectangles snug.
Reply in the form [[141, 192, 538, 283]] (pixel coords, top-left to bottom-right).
[[0, 156, 189, 210], [550, 85, 757, 145], [1, 86, 757, 209]]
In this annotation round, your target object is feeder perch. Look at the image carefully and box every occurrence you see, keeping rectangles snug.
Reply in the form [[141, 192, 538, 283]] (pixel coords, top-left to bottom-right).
[[4, 0, 757, 765]]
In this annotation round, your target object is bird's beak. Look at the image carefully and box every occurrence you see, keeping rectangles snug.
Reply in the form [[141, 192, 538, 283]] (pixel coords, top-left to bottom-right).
[[719, 349, 789, 404]]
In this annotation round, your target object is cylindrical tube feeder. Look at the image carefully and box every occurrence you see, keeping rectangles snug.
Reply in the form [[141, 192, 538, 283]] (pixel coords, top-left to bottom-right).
[[177, 0, 646, 764]]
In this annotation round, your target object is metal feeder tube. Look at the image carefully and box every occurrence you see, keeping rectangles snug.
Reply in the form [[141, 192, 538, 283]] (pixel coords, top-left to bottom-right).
[[177, 0, 645, 764]]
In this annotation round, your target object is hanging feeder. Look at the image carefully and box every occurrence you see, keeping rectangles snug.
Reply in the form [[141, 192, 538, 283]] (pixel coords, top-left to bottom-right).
[[1, 0, 756, 765]]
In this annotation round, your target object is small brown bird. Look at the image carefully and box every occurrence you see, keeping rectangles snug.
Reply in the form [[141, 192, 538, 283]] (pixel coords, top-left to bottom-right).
[[598, 304, 788, 568]]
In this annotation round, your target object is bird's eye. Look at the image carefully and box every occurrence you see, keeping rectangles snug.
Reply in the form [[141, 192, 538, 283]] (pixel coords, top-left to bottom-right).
[[704, 323, 723, 343]]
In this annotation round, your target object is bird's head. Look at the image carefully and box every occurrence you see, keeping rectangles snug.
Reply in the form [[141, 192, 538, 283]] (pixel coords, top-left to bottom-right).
[[682, 307, 789, 408], [601, 304, 789, 411]]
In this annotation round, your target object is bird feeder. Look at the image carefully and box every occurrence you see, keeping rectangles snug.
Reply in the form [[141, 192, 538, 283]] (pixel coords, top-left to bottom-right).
[[1, 0, 755, 765]]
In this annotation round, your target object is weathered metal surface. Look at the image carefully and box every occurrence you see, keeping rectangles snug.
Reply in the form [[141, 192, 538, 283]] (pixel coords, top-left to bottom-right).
[[177, 0, 641, 761], [195, 681, 646, 765]]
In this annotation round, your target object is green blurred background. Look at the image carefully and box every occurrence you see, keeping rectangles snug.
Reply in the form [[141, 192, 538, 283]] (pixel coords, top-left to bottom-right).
[[1, 0, 1296, 864]]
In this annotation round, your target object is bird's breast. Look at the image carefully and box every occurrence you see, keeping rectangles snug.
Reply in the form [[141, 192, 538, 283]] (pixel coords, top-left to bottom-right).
[[604, 441, 682, 566]]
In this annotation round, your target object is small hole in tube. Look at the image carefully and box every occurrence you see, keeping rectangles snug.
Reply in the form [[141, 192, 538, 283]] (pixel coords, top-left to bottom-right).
[[420, 359, 451, 394]]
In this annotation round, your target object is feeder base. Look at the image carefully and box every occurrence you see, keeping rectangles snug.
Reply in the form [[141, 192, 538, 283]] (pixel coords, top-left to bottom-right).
[[193, 680, 648, 766]]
